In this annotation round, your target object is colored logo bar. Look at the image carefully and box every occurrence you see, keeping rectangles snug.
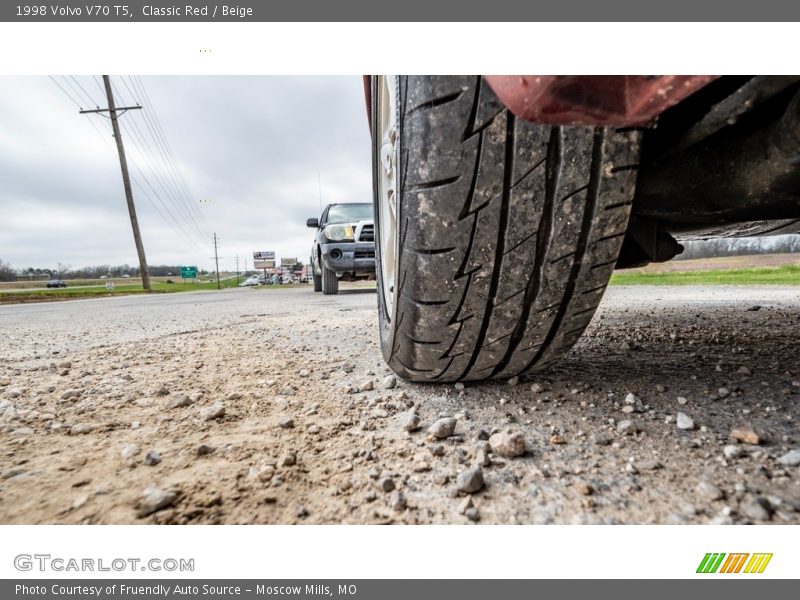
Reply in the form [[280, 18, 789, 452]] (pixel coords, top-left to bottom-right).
[[697, 553, 773, 574]]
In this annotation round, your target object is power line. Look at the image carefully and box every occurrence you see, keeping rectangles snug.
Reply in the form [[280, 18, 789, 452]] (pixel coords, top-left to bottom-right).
[[68, 75, 100, 108], [130, 78, 208, 237], [130, 76, 209, 233], [117, 114, 209, 246], [48, 76, 205, 260]]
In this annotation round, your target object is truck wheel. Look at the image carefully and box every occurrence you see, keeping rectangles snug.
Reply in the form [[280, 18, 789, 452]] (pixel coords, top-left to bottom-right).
[[321, 266, 338, 295], [372, 76, 642, 382], [313, 273, 322, 292]]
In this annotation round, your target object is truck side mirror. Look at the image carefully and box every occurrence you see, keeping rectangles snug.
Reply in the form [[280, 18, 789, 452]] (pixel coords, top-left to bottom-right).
[[306, 218, 319, 228]]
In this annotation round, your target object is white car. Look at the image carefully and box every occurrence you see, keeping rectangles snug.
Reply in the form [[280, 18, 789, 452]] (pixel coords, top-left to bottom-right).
[[239, 276, 260, 287]]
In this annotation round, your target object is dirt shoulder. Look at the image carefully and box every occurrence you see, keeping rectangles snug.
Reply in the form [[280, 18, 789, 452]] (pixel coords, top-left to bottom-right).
[[0, 285, 798, 524]]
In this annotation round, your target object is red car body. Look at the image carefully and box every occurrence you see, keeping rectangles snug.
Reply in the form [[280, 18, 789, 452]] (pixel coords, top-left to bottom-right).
[[365, 75, 715, 127]]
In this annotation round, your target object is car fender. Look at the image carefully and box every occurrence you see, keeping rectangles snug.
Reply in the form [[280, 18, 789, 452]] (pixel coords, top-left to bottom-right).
[[365, 75, 716, 128]]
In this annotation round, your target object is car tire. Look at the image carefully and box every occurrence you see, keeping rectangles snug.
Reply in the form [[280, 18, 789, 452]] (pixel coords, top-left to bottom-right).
[[313, 273, 322, 292], [372, 75, 642, 382], [321, 266, 338, 295]]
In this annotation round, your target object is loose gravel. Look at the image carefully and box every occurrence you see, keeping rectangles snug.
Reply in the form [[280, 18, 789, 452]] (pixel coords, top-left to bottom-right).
[[0, 284, 798, 524]]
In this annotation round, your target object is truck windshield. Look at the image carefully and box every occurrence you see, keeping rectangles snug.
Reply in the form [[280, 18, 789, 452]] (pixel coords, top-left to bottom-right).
[[326, 204, 373, 223]]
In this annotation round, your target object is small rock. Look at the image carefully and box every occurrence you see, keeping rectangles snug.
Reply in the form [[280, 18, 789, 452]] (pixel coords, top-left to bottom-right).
[[507, 376, 519, 386], [718, 387, 730, 399], [389, 490, 406, 511], [143, 451, 161, 466], [723, 445, 741, 460], [624, 392, 639, 405], [154, 385, 169, 397], [279, 451, 297, 467], [60, 389, 82, 400], [251, 464, 275, 483], [575, 482, 594, 496], [379, 477, 395, 493], [70, 424, 94, 435], [677, 396, 688, 405], [549, 434, 567, 445], [730, 424, 760, 445], [739, 496, 771, 521], [165, 394, 192, 409], [676, 412, 695, 430], [454, 382, 465, 391], [696, 479, 723, 501], [196, 444, 215, 456], [121, 444, 141, 460], [358, 381, 374, 392], [71, 494, 88, 510], [226, 391, 243, 401], [399, 411, 420, 432], [617, 420, 636, 435], [381, 375, 397, 390], [636, 459, 661, 471], [137, 487, 177, 517], [746, 305, 762, 312], [278, 417, 295, 429], [530, 383, 545, 394], [296, 505, 309, 518], [199, 403, 225, 421], [428, 417, 457, 439], [465, 507, 480, 522], [456, 466, 484, 494], [655, 384, 666, 393], [593, 434, 613, 446], [488, 431, 526, 457], [777, 449, 800, 467]]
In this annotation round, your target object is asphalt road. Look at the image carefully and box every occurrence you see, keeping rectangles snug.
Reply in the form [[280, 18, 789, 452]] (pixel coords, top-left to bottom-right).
[[1, 284, 798, 524]]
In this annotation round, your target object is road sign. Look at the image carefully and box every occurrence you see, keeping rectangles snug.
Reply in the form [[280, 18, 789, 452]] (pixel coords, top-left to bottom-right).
[[281, 257, 297, 267], [254, 251, 275, 260], [181, 266, 198, 279], [254, 260, 275, 269]]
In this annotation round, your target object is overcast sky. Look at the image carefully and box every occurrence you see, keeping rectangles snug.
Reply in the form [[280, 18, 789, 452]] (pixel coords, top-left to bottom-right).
[[0, 76, 372, 272]]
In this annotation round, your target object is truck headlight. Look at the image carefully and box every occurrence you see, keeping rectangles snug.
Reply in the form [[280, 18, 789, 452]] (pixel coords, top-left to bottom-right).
[[324, 223, 354, 241]]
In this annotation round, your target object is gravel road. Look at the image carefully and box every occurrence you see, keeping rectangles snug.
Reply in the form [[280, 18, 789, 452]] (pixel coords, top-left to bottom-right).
[[1, 284, 799, 524]]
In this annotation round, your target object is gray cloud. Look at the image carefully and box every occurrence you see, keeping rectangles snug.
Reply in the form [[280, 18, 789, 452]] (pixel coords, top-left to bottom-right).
[[0, 76, 372, 272]]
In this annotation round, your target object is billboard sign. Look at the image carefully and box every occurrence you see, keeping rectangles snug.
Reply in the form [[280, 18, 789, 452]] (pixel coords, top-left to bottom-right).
[[254, 260, 276, 269], [253, 251, 275, 260], [281, 257, 297, 267]]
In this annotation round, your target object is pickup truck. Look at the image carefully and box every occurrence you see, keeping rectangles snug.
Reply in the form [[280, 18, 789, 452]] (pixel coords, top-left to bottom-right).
[[307, 203, 376, 295]]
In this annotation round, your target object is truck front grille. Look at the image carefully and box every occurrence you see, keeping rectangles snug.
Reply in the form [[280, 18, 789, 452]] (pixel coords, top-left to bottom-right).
[[358, 224, 374, 242]]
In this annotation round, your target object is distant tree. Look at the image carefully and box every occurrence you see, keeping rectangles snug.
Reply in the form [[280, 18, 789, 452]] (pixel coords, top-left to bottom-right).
[[677, 234, 800, 260], [0, 259, 15, 282]]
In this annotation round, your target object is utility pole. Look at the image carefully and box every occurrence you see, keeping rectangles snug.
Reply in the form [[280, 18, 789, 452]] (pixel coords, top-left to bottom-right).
[[235, 255, 240, 285], [213, 233, 221, 290], [81, 76, 150, 291]]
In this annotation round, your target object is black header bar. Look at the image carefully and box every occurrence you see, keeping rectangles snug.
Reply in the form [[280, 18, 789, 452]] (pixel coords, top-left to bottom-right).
[[2, 1, 800, 22]]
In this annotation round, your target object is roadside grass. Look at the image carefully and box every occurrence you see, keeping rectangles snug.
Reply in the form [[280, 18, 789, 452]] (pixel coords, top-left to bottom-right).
[[0, 277, 255, 303], [611, 264, 800, 286]]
